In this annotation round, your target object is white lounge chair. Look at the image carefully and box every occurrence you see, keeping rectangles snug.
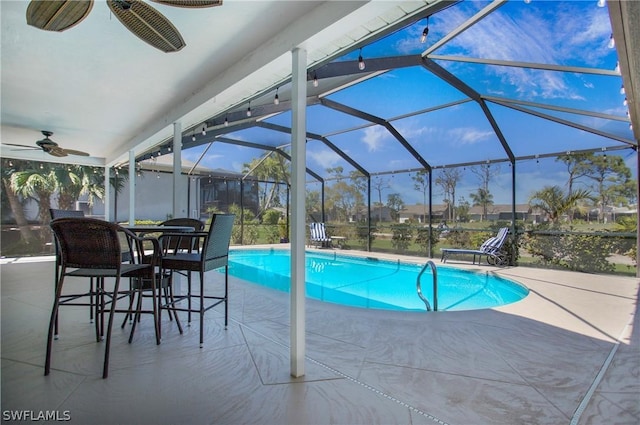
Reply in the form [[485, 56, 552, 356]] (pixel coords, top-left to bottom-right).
[[309, 222, 332, 248], [440, 227, 509, 266]]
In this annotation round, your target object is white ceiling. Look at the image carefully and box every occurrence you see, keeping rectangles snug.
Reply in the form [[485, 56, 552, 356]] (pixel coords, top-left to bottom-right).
[[2, 0, 638, 171], [1, 0, 438, 166]]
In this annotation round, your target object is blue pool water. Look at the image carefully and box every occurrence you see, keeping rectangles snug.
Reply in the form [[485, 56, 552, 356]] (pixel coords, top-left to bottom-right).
[[226, 249, 529, 312]]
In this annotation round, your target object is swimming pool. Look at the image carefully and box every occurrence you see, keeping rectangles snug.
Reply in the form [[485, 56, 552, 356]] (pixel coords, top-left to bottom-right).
[[226, 249, 529, 312]]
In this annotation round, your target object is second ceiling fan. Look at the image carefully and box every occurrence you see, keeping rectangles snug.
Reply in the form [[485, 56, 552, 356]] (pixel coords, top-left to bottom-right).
[[26, 0, 223, 53]]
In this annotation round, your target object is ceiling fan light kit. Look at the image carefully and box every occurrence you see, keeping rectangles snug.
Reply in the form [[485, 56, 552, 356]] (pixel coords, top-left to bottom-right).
[[26, 0, 223, 53]]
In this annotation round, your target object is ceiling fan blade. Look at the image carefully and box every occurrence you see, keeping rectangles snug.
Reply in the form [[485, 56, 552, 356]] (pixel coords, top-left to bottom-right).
[[150, 0, 222, 8], [26, 0, 93, 32], [107, 0, 186, 53], [60, 148, 91, 157], [2, 143, 39, 149], [46, 146, 68, 157]]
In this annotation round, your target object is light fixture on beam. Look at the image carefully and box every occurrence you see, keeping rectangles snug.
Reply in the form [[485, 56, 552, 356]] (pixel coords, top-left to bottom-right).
[[274, 87, 280, 105], [420, 16, 429, 43], [247, 102, 252, 117], [358, 48, 365, 71]]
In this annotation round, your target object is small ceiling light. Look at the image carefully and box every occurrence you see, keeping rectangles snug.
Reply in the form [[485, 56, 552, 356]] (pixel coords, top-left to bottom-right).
[[608, 34, 615, 49], [168, 145, 172, 152], [247, 102, 252, 117], [224, 115, 229, 127], [420, 17, 430, 43], [202, 125, 207, 136], [358, 48, 365, 71], [313, 73, 319, 87], [597, 0, 605, 7], [623, 98, 628, 107], [274, 88, 280, 105], [620, 85, 625, 95], [614, 61, 620, 73], [192, 130, 196, 142]]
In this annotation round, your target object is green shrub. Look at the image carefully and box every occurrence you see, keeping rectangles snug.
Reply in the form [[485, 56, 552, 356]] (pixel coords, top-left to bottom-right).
[[391, 223, 413, 253], [524, 228, 615, 273], [415, 227, 435, 254], [262, 209, 281, 225]]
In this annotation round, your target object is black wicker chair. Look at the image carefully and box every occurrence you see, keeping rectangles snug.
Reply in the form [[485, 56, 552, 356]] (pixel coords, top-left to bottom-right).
[[47, 218, 160, 378], [49, 209, 87, 336], [159, 214, 235, 347]]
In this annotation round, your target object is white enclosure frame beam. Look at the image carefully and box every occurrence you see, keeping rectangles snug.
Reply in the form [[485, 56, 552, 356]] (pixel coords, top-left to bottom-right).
[[128, 149, 135, 226], [290, 47, 307, 378], [104, 166, 111, 222], [173, 121, 182, 218]]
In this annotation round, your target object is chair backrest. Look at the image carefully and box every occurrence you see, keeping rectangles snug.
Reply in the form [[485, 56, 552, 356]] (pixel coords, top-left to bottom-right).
[[309, 222, 328, 240], [480, 227, 509, 253], [202, 214, 235, 272], [161, 218, 205, 252], [50, 218, 123, 270], [50, 209, 85, 219]]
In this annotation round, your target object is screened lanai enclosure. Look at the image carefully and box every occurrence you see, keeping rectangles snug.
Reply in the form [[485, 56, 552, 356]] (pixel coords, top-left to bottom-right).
[[2, 0, 638, 275], [130, 0, 638, 274]]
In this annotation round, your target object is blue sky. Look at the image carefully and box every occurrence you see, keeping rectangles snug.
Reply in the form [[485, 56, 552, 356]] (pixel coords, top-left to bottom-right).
[[182, 0, 635, 206]]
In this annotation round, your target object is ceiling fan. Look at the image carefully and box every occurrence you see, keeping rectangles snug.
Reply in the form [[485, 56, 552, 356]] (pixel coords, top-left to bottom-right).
[[26, 0, 223, 53], [3, 131, 90, 158]]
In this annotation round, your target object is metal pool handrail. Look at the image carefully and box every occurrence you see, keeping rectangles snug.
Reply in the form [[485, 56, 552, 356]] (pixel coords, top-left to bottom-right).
[[416, 260, 438, 311]]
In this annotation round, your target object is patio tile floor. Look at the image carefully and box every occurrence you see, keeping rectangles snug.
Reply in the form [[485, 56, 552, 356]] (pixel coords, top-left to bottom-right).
[[1, 250, 638, 424]]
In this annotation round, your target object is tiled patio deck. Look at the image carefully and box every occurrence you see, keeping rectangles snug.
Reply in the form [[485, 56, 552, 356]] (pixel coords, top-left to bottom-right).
[[1, 248, 638, 424]]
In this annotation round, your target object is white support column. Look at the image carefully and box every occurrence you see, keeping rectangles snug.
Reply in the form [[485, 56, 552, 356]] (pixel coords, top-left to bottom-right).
[[104, 166, 111, 221], [173, 121, 182, 218], [128, 149, 135, 226], [290, 47, 307, 378]]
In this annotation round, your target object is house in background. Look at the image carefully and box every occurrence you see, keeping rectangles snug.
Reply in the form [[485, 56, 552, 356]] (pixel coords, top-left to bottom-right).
[[398, 204, 449, 224]]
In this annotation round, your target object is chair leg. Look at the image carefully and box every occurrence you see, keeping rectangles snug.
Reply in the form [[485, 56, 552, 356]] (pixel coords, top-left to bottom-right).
[[224, 266, 229, 329], [102, 278, 121, 379], [199, 270, 205, 347], [89, 278, 95, 324], [95, 278, 104, 342], [45, 274, 66, 376], [151, 276, 160, 345], [167, 283, 183, 335], [121, 280, 137, 330], [187, 272, 192, 325], [127, 288, 143, 344]]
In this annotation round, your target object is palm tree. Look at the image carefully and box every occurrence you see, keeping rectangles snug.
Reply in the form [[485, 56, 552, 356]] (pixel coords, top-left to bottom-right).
[[11, 163, 57, 226], [1, 158, 37, 244], [54, 165, 104, 211], [529, 185, 591, 225], [470, 188, 494, 221]]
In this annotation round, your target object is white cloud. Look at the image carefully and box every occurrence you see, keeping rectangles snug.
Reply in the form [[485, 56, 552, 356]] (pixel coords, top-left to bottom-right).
[[432, 3, 610, 101], [448, 128, 493, 145], [361, 125, 389, 152], [308, 148, 341, 170]]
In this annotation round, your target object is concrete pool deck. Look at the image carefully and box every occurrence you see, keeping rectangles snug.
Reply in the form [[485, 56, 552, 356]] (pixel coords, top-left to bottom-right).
[[1, 248, 638, 424]]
